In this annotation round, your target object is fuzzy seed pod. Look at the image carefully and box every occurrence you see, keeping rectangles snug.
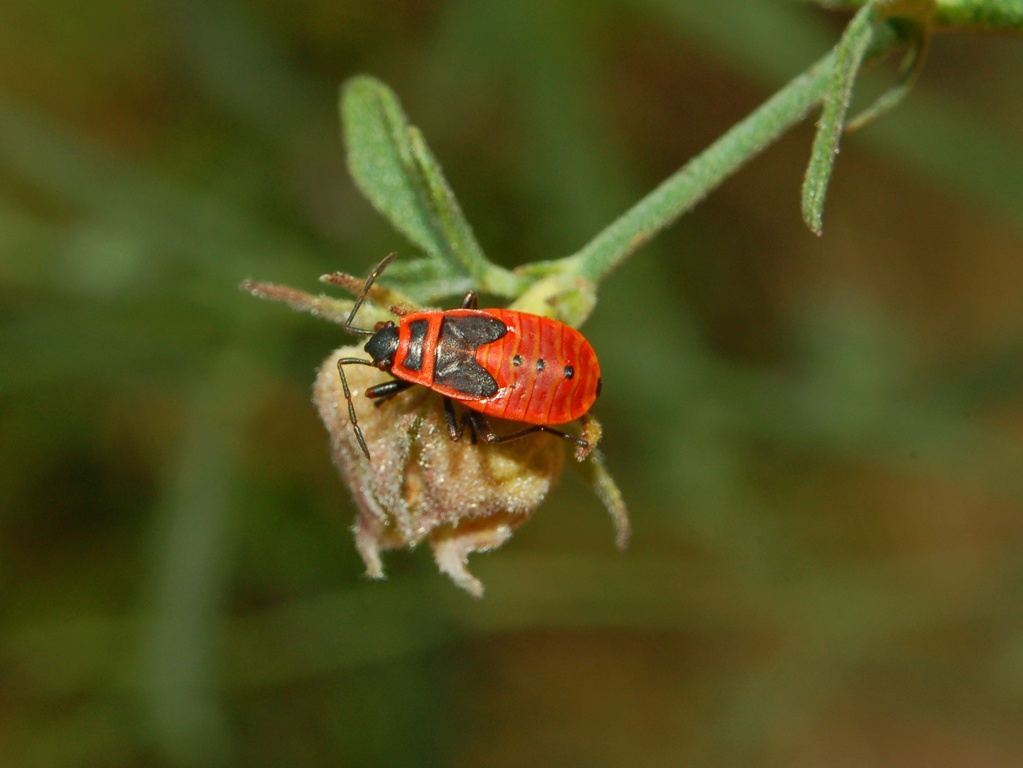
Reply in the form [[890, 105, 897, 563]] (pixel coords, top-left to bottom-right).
[[314, 345, 566, 597]]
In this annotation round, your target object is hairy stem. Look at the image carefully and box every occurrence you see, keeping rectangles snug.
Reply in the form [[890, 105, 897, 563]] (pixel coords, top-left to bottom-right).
[[565, 21, 904, 282], [812, 0, 1023, 31]]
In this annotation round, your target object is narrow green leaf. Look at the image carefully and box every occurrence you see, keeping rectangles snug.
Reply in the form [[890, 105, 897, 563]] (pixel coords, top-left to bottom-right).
[[341, 76, 441, 256], [844, 38, 926, 131], [801, 3, 877, 234], [846, 0, 935, 131], [406, 128, 492, 284], [576, 448, 631, 551], [340, 76, 522, 296]]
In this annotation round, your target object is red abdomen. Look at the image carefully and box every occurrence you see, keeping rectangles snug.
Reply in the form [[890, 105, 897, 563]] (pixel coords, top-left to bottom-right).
[[470, 309, 601, 425]]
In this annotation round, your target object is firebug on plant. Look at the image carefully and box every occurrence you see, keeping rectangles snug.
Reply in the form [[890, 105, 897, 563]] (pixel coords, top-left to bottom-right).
[[335, 253, 603, 460]]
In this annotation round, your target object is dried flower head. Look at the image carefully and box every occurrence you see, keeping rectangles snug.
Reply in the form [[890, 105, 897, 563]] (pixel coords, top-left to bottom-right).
[[315, 345, 567, 597]]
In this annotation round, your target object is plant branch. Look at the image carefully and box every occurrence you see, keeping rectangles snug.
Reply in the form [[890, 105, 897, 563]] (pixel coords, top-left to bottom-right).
[[565, 22, 905, 283], [810, 0, 1023, 31], [565, 55, 832, 281]]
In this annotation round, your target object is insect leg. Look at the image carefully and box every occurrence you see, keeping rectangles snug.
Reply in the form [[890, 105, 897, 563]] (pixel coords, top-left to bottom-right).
[[443, 398, 460, 439], [465, 410, 589, 452], [337, 357, 377, 460], [459, 291, 479, 310], [366, 378, 415, 406], [444, 398, 479, 443]]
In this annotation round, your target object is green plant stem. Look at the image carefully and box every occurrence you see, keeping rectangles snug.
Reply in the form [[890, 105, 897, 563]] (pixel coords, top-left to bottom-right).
[[566, 53, 832, 281], [811, 0, 1023, 31], [566, 23, 901, 283]]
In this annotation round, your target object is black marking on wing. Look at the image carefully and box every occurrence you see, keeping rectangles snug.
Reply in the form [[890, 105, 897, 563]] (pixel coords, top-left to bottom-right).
[[440, 314, 507, 346], [401, 319, 429, 372], [433, 314, 507, 398]]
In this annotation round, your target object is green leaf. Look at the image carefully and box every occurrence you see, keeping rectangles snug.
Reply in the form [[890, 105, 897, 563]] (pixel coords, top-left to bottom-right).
[[802, 0, 939, 233], [341, 77, 441, 259], [801, 3, 877, 235], [576, 446, 631, 551], [846, 0, 935, 131], [340, 76, 522, 296]]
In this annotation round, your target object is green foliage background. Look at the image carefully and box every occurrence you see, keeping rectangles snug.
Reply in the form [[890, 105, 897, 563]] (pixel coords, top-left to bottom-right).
[[2, 1, 1023, 766]]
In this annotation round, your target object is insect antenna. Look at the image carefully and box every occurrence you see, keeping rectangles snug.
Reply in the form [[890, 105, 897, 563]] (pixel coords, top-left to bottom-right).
[[333, 253, 401, 460], [343, 252, 398, 337], [337, 357, 375, 459]]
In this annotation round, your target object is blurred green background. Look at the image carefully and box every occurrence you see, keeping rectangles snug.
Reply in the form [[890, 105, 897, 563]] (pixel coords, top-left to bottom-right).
[[3, 1, 1023, 766]]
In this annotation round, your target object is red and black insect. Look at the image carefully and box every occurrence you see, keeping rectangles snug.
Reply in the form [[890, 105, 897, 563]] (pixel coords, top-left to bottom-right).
[[336, 253, 602, 460]]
